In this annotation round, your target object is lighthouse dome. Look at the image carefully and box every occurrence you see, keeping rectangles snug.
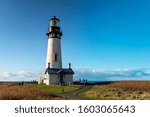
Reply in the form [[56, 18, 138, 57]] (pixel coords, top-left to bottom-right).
[[50, 16, 60, 27]]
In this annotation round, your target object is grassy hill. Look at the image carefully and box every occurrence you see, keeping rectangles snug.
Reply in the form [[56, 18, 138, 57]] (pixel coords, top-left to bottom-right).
[[0, 82, 80, 100], [27, 84, 80, 94], [1, 81, 150, 100], [0, 86, 63, 100], [79, 81, 150, 100]]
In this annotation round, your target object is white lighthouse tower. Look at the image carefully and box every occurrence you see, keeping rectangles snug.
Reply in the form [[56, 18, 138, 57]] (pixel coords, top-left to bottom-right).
[[45, 16, 74, 85], [46, 16, 62, 68]]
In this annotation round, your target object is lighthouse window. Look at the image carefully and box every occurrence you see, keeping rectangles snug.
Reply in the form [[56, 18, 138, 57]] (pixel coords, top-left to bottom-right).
[[55, 54, 58, 62], [53, 20, 57, 26]]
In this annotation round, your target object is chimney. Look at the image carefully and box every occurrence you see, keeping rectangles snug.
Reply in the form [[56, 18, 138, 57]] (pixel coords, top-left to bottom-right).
[[48, 63, 50, 68], [68, 63, 71, 69]]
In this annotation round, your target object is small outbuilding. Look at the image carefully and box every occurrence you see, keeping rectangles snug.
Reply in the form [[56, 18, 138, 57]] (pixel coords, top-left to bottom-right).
[[45, 63, 74, 85]]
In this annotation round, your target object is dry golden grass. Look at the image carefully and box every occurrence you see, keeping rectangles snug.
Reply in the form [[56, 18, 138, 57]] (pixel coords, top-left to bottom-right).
[[0, 82, 17, 86], [0, 86, 63, 100], [110, 81, 150, 91], [79, 81, 150, 100]]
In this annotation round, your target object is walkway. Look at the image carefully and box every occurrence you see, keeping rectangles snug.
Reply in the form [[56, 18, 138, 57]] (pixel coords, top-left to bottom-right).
[[52, 85, 93, 100]]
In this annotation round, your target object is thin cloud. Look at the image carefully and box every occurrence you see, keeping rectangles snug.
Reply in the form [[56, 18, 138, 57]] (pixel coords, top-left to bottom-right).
[[0, 68, 150, 81], [0, 70, 43, 81], [74, 68, 150, 81]]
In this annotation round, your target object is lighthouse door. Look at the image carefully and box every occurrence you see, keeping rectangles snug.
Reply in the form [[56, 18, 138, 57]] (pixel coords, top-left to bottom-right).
[[60, 74, 64, 84]]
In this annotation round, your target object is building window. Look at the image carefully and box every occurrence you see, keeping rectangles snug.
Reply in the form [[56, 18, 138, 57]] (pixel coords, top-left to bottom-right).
[[53, 20, 57, 26], [55, 54, 57, 62]]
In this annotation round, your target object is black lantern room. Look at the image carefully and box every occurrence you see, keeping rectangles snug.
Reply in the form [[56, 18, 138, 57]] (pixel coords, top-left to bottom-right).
[[46, 16, 63, 39]]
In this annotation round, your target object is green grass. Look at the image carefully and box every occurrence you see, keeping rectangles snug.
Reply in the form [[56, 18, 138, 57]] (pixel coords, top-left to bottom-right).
[[79, 81, 150, 100], [79, 85, 137, 100], [26, 84, 80, 94]]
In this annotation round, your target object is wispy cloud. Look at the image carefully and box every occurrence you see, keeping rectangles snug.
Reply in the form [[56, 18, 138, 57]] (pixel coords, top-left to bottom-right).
[[74, 68, 150, 81], [0, 70, 43, 81], [0, 68, 150, 81]]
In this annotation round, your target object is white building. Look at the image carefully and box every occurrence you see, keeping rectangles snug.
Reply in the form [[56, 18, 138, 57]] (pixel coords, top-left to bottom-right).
[[44, 16, 74, 85]]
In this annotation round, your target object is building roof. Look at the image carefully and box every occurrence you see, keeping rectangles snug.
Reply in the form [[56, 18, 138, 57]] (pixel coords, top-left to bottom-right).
[[50, 16, 60, 21], [45, 68, 74, 75]]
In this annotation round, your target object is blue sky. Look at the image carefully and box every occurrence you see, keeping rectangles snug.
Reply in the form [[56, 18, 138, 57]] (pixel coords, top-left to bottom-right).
[[0, 0, 150, 81]]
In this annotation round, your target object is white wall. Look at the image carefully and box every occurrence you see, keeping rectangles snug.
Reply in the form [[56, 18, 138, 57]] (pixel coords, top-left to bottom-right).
[[46, 37, 62, 68], [38, 76, 42, 84], [45, 73, 50, 85], [46, 73, 73, 85], [49, 74, 59, 85], [63, 74, 73, 85]]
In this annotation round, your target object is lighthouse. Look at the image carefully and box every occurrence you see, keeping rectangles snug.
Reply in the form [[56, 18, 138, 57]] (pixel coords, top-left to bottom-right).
[[44, 16, 74, 85], [46, 16, 62, 68]]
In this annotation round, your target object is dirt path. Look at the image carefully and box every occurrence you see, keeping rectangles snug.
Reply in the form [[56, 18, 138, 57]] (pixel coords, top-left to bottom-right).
[[52, 85, 93, 100]]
